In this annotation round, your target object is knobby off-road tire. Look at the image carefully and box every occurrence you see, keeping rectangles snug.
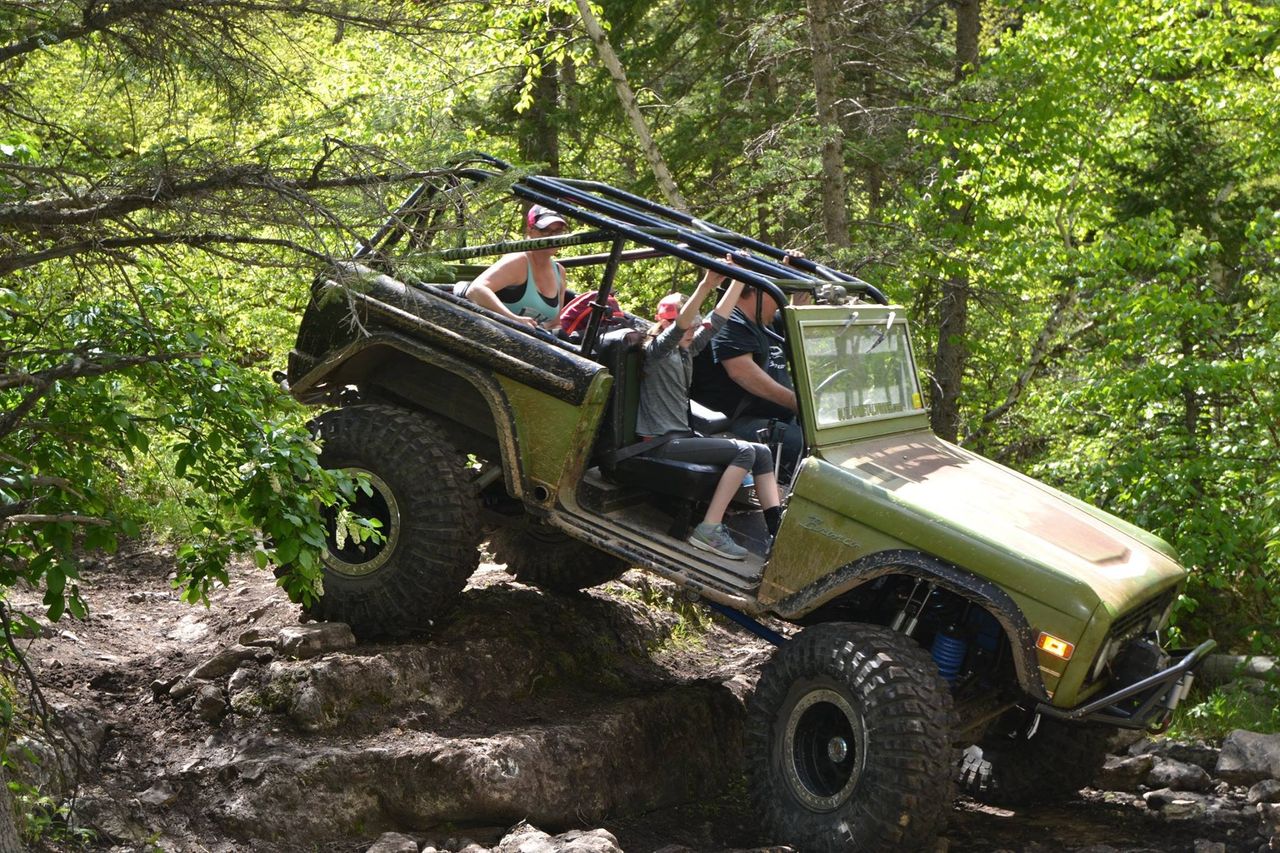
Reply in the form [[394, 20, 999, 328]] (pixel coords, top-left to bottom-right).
[[303, 404, 480, 639], [958, 716, 1110, 806], [746, 622, 957, 853], [489, 520, 628, 593]]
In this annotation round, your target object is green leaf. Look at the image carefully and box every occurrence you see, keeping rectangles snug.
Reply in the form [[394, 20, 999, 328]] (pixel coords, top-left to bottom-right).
[[274, 538, 300, 565]]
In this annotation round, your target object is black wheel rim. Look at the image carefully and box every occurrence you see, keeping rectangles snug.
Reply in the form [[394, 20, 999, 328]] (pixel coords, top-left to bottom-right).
[[321, 468, 400, 577], [783, 686, 866, 811]]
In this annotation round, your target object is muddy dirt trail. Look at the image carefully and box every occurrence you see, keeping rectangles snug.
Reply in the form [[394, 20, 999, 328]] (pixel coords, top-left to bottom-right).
[[11, 545, 1268, 852]]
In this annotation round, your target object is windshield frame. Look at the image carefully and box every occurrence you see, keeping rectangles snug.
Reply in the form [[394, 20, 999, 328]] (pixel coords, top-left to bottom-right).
[[787, 305, 930, 448]]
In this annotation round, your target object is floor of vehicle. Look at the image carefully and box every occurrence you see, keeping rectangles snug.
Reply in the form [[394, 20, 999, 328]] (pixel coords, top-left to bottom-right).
[[573, 467, 767, 598]]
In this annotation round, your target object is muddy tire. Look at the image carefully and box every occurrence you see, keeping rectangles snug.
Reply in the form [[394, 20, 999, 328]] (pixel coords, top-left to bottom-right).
[[958, 716, 1110, 806], [746, 622, 956, 852], [490, 520, 627, 593], [301, 404, 480, 638]]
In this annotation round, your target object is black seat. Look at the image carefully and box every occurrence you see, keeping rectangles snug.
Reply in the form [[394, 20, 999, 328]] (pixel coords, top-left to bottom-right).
[[594, 329, 724, 500], [690, 399, 731, 435]]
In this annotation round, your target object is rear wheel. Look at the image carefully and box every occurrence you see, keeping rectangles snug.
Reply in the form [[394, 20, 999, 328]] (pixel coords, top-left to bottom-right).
[[297, 404, 480, 638], [489, 519, 628, 593], [746, 622, 956, 852], [958, 715, 1110, 806]]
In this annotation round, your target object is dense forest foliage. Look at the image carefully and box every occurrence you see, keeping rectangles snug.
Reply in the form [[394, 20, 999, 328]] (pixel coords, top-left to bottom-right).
[[1, 0, 1277, 743]]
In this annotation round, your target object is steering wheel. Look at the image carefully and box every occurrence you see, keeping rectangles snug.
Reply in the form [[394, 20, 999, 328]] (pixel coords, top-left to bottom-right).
[[814, 367, 852, 395]]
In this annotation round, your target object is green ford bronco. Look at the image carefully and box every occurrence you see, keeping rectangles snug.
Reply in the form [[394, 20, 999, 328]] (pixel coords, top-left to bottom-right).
[[282, 154, 1214, 852]]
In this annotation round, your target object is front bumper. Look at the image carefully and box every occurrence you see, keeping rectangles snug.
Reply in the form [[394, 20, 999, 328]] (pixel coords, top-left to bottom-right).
[[1035, 639, 1217, 730]]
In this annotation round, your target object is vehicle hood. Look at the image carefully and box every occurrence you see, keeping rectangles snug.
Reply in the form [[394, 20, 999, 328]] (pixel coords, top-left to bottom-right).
[[820, 430, 1186, 614]]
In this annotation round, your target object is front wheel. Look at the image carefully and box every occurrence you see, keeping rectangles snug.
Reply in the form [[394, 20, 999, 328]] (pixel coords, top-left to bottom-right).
[[296, 404, 481, 638], [746, 622, 956, 852]]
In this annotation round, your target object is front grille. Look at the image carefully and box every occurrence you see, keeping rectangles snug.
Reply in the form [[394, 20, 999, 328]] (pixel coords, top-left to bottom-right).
[[1085, 590, 1176, 685], [1110, 590, 1174, 643]]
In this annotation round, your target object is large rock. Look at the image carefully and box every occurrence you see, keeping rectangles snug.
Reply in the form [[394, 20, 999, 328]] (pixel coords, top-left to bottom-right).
[[1250, 779, 1280, 804], [5, 736, 60, 793], [52, 703, 112, 777], [1143, 787, 1207, 819], [1259, 803, 1280, 844], [180, 683, 742, 845], [367, 832, 419, 853], [1133, 738, 1220, 774], [43, 574, 751, 851], [278, 623, 357, 660], [255, 639, 564, 732], [193, 682, 228, 723], [494, 823, 622, 853], [188, 644, 261, 679], [246, 587, 677, 733], [1216, 730, 1280, 785], [1148, 757, 1212, 792], [72, 785, 157, 844], [6, 704, 112, 798], [1096, 754, 1155, 792]]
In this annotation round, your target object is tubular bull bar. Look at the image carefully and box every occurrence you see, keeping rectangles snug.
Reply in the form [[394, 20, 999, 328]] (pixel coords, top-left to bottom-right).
[[1036, 639, 1217, 731]]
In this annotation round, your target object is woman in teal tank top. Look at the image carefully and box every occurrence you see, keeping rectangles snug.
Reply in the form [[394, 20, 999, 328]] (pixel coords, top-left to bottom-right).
[[462, 204, 568, 329]]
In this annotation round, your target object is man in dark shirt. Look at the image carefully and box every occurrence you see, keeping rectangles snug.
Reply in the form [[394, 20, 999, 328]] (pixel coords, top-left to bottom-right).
[[693, 285, 805, 483]]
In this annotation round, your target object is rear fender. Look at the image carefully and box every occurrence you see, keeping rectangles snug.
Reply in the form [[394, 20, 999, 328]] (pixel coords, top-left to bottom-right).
[[291, 334, 524, 498]]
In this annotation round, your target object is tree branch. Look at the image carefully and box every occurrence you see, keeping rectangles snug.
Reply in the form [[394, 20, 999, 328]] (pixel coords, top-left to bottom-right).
[[965, 285, 1087, 443], [0, 351, 192, 439], [0, 0, 462, 65], [573, 0, 688, 211], [0, 166, 445, 229], [0, 232, 328, 276], [1, 514, 111, 527]]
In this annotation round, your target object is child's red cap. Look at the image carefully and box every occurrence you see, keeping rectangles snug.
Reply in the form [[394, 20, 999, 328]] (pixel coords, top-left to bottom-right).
[[656, 293, 683, 321]]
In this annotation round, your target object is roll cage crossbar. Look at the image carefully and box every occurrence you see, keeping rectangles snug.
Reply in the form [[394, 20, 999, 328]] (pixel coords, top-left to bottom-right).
[[357, 152, 889, 354]]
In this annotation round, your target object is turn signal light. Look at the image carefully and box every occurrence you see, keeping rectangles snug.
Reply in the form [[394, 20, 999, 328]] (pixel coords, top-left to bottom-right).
[[1037, 632, 1075, 660]]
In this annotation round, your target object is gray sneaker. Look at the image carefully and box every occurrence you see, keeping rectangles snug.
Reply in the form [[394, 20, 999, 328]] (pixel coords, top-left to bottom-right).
[[689, 522, 748, 560]]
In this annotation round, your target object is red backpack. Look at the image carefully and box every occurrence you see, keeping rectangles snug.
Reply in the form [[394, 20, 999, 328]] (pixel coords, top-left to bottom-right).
[[560, 290, 627, 337]]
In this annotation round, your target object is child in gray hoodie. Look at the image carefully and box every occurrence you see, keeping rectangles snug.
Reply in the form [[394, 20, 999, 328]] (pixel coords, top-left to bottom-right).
[[634, 258, 783, 560]]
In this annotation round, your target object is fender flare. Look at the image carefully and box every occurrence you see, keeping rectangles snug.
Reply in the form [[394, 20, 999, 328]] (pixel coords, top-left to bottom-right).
[[294, 333, 525, 498], [773, 548, 1050, 703]]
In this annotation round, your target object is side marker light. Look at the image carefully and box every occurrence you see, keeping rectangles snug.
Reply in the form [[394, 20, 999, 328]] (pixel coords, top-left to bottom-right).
[[1037, 632, 1075, 660]]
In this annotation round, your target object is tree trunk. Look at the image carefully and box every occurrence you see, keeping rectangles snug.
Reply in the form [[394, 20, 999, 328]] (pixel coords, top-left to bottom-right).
[[515, 12, 564, 175], [1181, 334, 1201, 439], [954, 0, 981, 81], [755, 67, 780, 245], [862, 72, 884, 211], [560, 52, 580, 151], [931, 269, 969, 442], [808, 0, 851, 248], [931, 0, 982, 443], [518, 44, 560, 175], [573, 0, 687, 211]]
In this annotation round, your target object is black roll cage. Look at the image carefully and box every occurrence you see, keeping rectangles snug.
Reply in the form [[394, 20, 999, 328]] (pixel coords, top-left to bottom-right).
[[354, 151, 889, 356]]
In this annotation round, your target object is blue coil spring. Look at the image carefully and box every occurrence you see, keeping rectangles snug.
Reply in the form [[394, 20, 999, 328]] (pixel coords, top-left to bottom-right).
[[931, 631, 968, 684]]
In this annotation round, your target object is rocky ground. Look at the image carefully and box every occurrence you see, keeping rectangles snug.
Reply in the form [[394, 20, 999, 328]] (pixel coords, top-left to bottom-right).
[[9, 543, 1280, 852]]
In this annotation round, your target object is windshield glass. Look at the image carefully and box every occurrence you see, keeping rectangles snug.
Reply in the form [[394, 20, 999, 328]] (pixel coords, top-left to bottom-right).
[[804, 320, 923, 427]]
